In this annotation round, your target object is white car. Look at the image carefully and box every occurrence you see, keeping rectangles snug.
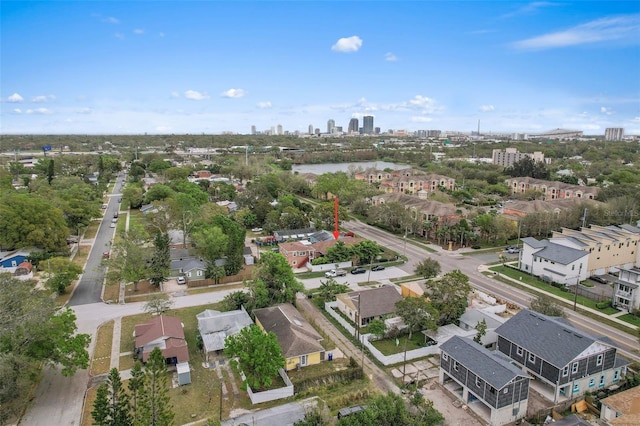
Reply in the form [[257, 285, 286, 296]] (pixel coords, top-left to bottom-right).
[[177, 276, 186, 285]]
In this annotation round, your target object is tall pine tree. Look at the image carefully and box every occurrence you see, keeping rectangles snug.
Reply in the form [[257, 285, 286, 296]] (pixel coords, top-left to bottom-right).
[[137, 347, 174, 426], [128, 361, 145, 424], [149, 231, 170, 287], [91, 368, 132, 426]]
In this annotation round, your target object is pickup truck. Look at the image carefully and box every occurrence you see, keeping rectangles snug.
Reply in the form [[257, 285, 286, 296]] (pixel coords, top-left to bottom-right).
[[325, 269, 347, 278]]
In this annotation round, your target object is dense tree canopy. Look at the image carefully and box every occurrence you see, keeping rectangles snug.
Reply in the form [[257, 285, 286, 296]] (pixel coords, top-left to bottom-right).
[[250, 251, 303, 309], [425, 270, 472, 326]]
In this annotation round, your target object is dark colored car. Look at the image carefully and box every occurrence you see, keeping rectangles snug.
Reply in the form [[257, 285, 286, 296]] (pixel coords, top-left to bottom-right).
[[351, 267, 366, 274], [113, 212, 119, 218], [371, 265, 385, 271], [591, 276, 608, 284]]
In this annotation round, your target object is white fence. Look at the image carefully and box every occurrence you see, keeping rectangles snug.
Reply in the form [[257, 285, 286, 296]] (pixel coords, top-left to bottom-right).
[[324, 301, 441, 366], [244, 368, 294, 405], [308, 261, 353, 273]]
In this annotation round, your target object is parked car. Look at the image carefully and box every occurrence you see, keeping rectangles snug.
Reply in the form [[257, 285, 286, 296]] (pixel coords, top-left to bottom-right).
[[351, 267, 366, 274], [113, 212, 119, 218], [110, 223, 116, 228], [177, 276, 186, 285], [591, 276, 608, 284], [111, 218, 118, 223], [506, 247, 520, 254], [371, 265, 385, 271]]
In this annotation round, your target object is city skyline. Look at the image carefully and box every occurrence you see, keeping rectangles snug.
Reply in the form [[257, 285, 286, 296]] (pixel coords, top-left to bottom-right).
[[1, 1, 639, 135]]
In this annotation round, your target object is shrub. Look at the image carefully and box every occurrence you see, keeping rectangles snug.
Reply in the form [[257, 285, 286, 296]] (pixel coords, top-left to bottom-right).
[[471, 245, 481, 250], [596, 300, 612, 309]]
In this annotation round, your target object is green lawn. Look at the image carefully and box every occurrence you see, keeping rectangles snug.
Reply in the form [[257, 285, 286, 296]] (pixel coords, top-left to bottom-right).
[[370, 334, 425, 356], [618, 314, 640, 327]]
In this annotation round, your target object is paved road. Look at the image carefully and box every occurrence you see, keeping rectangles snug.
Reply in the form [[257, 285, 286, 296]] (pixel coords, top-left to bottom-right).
[[342, 219, 640, 358], [69, 173, 124, 306], [302, 266, 406, 290], [222, 398, 318, 426]]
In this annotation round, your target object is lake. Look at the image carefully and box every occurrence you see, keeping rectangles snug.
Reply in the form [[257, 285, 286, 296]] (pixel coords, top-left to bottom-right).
[[292, 161, 409, 175]]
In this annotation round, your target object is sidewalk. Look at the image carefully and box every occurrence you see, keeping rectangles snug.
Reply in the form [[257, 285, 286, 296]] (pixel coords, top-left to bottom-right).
[[478, 264, 638, 331]]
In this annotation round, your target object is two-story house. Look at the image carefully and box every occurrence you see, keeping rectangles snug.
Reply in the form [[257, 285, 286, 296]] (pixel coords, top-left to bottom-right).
[[495, 310, 628, 403], [440, 335, 530, 426], [612, 267, 640, 313], [520, 237, 589, 285]]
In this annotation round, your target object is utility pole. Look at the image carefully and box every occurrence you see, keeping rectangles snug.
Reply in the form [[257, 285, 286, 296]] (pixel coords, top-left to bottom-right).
[[581, 208, 588, 229], [358, 293, 365, 371], [573, 263, 583, 311]]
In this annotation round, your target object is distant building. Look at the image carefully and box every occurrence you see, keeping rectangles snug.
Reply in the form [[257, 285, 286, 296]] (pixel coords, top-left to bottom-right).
[[363, 115, 374, 134], [327, 119, 335, 134], [505, 177, 599, 200], [348, 118, 359, 134], [605, 128, 624, 141], [492, 148, 546, 168], [251, 125, 256, 135], [277, 124, 283, 135], [308, 124, 313, 135]]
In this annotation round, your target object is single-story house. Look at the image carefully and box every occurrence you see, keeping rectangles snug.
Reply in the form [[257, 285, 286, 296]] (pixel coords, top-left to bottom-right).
[[170, 257, 206, 279], [197, 307, 253, 362], [13, 261, 33, 280], [600, 384, 640, 425], [336, 285, 403, 327], [253, 303, 325, 371], [0, 249, 34, 272], [134, 315, 189, 365]]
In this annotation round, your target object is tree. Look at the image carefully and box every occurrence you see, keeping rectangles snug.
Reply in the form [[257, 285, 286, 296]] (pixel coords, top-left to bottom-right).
[[367, 319, 387, 340], [250, 252, 303, 308], [318, 278, 351, 302], [530, 295, 566, 318], [415, 258, 441, 279], [326, 241, 352, 263], [91, 368, 132, 426], [128, 361, 145, 424], [143, 295, 174, 315], [47, 158, 55, 184], [426, 270, 472, 326], [0, 275, 90, 411], [149, 231, 170, 287], [224, 325, 286, 389], [336, 392, 442, 425], [351, 241, 382, 265], [123, 185, 144, 209], [474, 319, 487, 344], [137, 347, 175, 426], [110, 227, 149, 291], [395, 297, 438, 340], [192, 226, 228, 273]]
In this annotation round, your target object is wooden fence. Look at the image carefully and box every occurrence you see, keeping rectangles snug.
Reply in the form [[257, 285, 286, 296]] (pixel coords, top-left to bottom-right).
[[187, 266, 254, 288]]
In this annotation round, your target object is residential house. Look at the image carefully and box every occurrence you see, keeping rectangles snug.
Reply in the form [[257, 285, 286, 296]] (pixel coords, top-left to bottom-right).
[[274, 228, 316, 242], [216, 200, 237, 213], [336, 286, 403, 327], [501, 199, 599, 221], [551, 225, 640, 276], [196, 307, 253, 363], [600, 384, 640, 426], [278, 236, 363, 269], [169, 257, 206, 279], [519, 237, 589, 285], [505, 177, 599, 200], [0, 249, 35, 273], [440, 336, 530, 426], [458, 306, 508, 349], [13, 261, 33, 280], [495, 310, 628, 403], [134, 315, 189, 365], [612, 267, 640, 313], [400, 281, 427, 298], [354, 167, 455, 196], [168, 229, 191, 249], [253, 303, 325, 371], [371, 193, 463, 232]]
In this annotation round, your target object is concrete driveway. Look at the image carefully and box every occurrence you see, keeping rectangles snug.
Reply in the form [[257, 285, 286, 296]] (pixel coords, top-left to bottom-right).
[[301, 266, 407, 290]]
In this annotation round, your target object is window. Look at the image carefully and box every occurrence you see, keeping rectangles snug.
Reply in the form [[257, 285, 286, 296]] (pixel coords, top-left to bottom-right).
[[442, 353, 448, 361], [596, 354, 603, 366], [197, 270, 203, 276], [516, 346, 523, 356], [503, 388, 509, 394], [300, 355, 308, 366], [573, 383, 580, 393], [572, 362, 579, 374], [562, 366, 569, 377], [614, 370, 620, 382], [528, 353, 536, 363], [589, 378, 595, 388], [475, 377, 482, 387], [599, 375, 605, 387], [453, 361, 459, 372]]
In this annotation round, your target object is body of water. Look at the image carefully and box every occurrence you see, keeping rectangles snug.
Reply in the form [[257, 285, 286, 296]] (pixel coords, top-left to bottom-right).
[[292, 161, 409, 175]]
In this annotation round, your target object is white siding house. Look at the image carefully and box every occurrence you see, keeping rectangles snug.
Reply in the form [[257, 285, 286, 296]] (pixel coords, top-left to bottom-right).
[[520, 237, 589, 286]]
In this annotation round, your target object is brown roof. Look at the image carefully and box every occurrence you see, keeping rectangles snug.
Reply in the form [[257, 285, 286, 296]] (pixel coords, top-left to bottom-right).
[[134, 315, 189, 363], [343, 286, 403, 319], [602, 386, 640, 419], [253, 303, 324, 358], [311, 236, 364, 256]]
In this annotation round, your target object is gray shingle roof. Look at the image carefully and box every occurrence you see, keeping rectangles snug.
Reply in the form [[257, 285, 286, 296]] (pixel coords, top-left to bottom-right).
[[496, 310, 597, 368], [440, 336, 528, 390], [170, 257, 206, 272], [197, 308, 253, 353], [523, 238, 588, 265], [522, 237, 546, 249], [346, 286, 403, 319]]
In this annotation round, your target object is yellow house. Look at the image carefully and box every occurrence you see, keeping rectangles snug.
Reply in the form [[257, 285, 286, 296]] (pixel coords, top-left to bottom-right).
[[551, 224, 640, 275], [253, 303, 325, 371]]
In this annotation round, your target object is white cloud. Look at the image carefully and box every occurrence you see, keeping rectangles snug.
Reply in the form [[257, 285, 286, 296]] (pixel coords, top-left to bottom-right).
[[171, 91, 180, 98], [103, 16, 119, 24], [633, 116, 640, 122], [480, 105, 495, 112], [221, 88, 247, 98], [411, 116, 433, 123], [7, 93, 24, 103], [75, 107, 92, 114], [133, 29, 144, 35], [385, 52, 398, 62], [26, 108, 53, 115], [13, 108, 22, 114], [501, 2, 558, 19], [184, 90, 210, 100], [513, 14, 640, 50], [257, 101, 272, 109], [406, 95, 436, 109], [115, 33, 125, 40], [600, 106, 614, 115], [32, 95, 56, 103], [331, 35, 363, 53]]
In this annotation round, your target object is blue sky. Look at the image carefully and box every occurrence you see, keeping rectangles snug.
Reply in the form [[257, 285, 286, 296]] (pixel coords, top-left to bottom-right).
[[1, 1, 639, 135]]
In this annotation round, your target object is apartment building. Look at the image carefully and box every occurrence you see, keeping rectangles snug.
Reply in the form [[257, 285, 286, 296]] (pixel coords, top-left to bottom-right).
[[505, 177, 600, 200], [492, 148, 546, 168]]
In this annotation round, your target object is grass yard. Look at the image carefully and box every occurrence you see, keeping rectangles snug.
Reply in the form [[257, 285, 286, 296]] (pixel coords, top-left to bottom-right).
[[72, 245, 90, 267], [90, 320, 114, 376], [83, 221, 100, 240], [371, 334, 425, 356], [617, 314, 640, 327], [128, 209, 142, 229], [81, 386, 98, 426], [119, 354, 135, 371]]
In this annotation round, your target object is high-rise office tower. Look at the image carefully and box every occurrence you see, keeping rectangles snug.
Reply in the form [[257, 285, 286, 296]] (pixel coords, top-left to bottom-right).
[[277, 124, 283, 135], [348, 118, 359, 134], [363, 115, 374, 134], [308, 124, 314, 135], [251, 125, 256, 135], [327, 119, 335, 134], [605, 128, 624, 141]]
